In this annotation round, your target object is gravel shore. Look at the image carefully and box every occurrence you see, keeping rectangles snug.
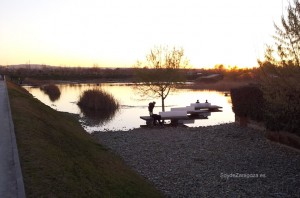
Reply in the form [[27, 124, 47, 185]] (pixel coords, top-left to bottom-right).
[[92, 123, 300, 197]]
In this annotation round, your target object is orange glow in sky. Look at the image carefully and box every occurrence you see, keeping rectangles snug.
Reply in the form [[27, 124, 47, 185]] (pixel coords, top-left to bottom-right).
[[0, 0, 287, 68]]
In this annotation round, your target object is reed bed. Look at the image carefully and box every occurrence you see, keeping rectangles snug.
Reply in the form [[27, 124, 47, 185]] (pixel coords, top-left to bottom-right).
[[40, 84, 61, 101], [77, 89, 119, 122]]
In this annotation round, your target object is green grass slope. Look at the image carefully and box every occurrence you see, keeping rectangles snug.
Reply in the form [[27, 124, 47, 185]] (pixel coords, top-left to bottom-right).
[[7, 81, 163, 198]]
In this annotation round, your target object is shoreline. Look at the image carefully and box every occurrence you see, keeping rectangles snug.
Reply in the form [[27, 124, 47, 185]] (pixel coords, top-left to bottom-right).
[[93, 123, 300, 197], [22, 78, 256, 91]]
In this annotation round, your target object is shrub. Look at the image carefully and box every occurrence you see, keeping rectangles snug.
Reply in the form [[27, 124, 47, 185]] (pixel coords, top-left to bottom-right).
[[231, 84, 300, 135], [262, 81, 300, 134], [77, 89, 119, 123], [230, 85, 265, 122], [257, 1, 300, 135], [40, 84, 61, 101]]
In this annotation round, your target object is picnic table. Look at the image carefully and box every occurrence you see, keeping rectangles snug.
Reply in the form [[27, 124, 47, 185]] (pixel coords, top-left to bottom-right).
[[140, 103, 222, 126]]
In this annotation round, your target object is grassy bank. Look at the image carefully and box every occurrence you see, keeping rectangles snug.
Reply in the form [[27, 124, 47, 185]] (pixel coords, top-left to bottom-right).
[[7, 81, 163, 198]]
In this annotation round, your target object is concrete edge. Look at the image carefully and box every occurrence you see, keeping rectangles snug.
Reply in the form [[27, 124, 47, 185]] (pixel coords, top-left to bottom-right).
[[4, 78, 26, 198], [233, 120, 300, 154], [266, 139, 300, 154]]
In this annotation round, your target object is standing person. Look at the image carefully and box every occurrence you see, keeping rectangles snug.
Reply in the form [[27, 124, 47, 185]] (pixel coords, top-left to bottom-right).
[[148, 101, 156, 116]]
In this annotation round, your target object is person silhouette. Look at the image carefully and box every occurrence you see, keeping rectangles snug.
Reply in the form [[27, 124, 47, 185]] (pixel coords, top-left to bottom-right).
[[151, 114, 163, 125], [148, 101, 156, 116]]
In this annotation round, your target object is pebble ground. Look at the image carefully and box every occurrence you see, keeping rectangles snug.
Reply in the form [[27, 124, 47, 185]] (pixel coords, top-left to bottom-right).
[[93, 123, 300, 198]]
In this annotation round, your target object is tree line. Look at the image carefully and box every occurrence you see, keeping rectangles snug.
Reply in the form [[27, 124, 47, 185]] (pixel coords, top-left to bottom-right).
[[0, 64, 259, 82]]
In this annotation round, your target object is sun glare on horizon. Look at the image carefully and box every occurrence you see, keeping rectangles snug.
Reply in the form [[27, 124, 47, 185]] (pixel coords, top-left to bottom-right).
[[0, 0, 287, 68]]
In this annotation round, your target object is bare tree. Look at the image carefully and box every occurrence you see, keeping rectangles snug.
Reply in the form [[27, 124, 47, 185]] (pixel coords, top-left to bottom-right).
[[134, 46, 189, 112]]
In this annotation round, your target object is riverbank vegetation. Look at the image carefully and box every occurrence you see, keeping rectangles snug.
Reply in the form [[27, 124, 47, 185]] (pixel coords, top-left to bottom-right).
[[230, 1, 300, 149], [259, 0, 300, 135], [77, 89, 119, 122], [40, 84, 61, 101], [7, 81, 162, 197]]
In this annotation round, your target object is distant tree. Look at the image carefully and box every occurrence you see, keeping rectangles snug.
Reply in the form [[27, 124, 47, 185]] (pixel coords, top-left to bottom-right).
[[259, 0, 300, 133], [262, 0, 300, 68], [133, 46, 189, 112], [214, 64, 225, 71]]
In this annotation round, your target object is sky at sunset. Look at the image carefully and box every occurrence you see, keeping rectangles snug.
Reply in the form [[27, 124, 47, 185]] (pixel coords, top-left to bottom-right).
[[0, 0, 288, 68]]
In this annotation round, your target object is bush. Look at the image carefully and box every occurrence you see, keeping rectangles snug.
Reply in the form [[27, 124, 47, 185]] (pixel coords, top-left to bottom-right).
[[77, 89, 119, 123], [263, 83, 300, 134], [40, 84, 61, 101], [230, 85, 265, 122], [231, 84, 300, 135]]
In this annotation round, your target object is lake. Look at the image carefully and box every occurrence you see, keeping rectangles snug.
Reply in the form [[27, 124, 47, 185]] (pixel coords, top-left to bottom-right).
[[24, 83, 235, 132]]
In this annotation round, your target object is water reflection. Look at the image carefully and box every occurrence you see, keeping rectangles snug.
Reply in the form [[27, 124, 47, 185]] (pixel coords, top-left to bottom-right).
[[80, 108, 120, 126], [24, 83, 235, 132]]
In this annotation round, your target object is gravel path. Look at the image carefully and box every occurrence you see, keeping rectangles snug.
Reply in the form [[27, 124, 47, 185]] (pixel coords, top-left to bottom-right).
[[92, 123, 300, 198]]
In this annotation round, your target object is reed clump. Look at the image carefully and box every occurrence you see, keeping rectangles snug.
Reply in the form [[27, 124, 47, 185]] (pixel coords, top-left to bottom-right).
[[40, 84, 61, 101], [77, 89, 119, 121]]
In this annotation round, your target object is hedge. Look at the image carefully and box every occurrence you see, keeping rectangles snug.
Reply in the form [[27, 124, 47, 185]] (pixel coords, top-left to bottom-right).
[[230, 85, 265, 122], [231, 85, 300, 135]]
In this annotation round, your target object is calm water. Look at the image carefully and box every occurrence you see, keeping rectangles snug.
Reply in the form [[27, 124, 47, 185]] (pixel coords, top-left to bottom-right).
[[24, 83, 234, 132]]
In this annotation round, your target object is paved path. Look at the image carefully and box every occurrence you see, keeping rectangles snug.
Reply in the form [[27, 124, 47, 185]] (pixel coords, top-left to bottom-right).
[[0, 79, 26, 198]]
